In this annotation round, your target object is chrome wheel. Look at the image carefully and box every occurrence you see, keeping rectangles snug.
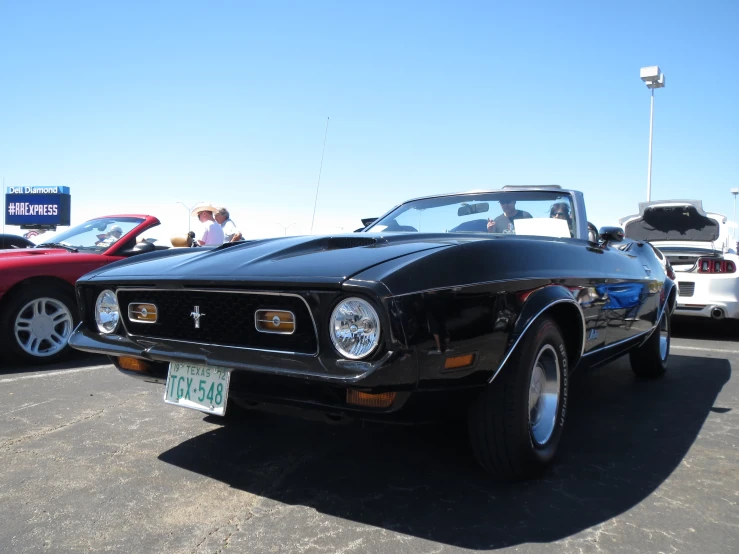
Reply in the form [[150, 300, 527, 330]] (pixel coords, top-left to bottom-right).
[[659, 312, 670, 361], [528, 344, 561, 446], [13, 297, 74, 357]]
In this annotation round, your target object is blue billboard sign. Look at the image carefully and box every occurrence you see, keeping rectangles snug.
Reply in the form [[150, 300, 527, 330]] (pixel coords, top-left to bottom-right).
[[5, 186, 72, 227]]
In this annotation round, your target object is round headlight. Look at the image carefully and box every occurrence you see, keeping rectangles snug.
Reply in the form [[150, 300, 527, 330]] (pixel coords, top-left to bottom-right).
[[95, 289, 120, 334], [330, 297, 381, 359]]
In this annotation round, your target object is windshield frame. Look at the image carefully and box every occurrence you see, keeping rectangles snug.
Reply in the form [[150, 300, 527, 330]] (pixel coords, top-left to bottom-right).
[[37, 216, 147, 252], [363, 190, 585, 240]]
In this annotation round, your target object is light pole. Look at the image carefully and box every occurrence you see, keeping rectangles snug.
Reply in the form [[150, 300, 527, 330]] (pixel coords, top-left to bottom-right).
[[731, 188, 739, 242], [276, 222, 296, 236], [640, 66, 665, 202], [175, 201, 204, 234]]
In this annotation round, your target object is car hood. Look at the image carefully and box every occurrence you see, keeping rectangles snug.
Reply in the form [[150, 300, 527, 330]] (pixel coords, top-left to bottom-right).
[[0, 247, 77, 262], [79, 234, 469, 287], [620, 200, 720, 243]]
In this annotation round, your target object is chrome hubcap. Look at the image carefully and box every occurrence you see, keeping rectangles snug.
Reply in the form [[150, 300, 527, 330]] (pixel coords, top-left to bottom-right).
[[14, 297, 74, 357], [528, 344, 561, 446]]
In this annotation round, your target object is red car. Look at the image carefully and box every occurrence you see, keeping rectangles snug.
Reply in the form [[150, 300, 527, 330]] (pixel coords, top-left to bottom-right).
[[0, 215, 163, 364]]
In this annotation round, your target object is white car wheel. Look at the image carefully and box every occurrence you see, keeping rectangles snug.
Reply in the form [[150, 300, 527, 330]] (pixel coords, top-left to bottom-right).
[[13, 296, 75, 357]]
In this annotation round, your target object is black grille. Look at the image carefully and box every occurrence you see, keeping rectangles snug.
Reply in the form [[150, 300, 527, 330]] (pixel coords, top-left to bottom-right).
[[678, 282, 695, 297], [116, 289, 317, 354]]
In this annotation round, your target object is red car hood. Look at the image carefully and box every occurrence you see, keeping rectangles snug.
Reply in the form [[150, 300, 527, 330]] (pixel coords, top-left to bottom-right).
[[0, 214, 162, 297], [0, 249, 113, 297], [0, 248, 75, 259], [0, 248, 111, 264]]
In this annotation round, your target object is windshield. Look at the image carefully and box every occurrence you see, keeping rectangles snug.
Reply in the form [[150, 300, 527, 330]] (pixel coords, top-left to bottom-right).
[[37, 217, 145, 251], [365, 191, 577, 238]]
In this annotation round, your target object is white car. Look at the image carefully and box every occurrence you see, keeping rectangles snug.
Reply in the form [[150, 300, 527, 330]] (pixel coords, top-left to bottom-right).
[[620, 200, 738, 321]]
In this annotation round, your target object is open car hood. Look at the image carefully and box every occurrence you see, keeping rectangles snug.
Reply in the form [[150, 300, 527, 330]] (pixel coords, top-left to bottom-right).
[[619, 200, 721, 243]]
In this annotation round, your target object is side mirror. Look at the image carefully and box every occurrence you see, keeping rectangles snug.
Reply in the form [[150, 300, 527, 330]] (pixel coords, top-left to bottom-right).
[[119, 241, 156, 256], [599, 226, 625, 243], [356, 217, 378, 232], [134, 241, 155, 253], [587, 222, 599, 243]]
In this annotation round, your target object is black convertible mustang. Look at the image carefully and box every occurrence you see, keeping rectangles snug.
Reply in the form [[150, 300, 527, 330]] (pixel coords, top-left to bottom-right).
[[69, 186, 676, 479]]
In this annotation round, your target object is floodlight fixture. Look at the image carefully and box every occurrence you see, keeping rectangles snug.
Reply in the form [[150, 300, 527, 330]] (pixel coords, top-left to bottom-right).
[[175, 200, 204, 234], [640, 66, 660, 82], [276, 221, 296, 236], [641, 66, 665, 89], [642, 66, 666, 201]]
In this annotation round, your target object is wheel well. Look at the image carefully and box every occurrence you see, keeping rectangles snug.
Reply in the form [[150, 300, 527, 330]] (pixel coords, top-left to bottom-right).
[[0, 276, 76, 313], [667, 284, 677, 315], [544, 302, 585, 369]]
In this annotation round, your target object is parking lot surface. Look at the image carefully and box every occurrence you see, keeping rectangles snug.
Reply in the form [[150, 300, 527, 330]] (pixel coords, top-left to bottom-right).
[[1, 319, 737, 554]]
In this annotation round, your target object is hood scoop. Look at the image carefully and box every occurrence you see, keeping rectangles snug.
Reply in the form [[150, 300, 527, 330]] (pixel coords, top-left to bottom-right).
[[231, 235, 382, 264], [326, 237, 377, 250]]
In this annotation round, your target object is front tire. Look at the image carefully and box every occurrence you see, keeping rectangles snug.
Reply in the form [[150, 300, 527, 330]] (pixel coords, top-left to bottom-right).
[[0, 285, 77, 364], [468, 316, 569, 480], [629, 309, 670, 378]]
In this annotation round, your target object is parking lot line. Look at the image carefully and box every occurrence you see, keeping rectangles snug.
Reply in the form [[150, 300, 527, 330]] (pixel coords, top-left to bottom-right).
[[2, 400, 54, 416], [0, 364, 111, 384], [671, 345, 739, 354]]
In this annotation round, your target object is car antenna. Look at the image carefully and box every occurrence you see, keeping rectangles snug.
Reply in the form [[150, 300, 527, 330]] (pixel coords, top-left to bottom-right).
[[309, 117, 330, 234], [2, 177, 5, 237]]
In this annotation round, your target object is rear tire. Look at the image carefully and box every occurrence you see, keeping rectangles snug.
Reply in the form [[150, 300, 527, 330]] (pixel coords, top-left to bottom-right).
[[629, 309, 670, 378], [468, 316, 569, 480], [0, 285, 77, 365]]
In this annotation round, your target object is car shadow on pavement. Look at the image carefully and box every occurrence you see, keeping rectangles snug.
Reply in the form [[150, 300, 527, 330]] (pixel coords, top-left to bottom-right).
[[0, 352, 109, 376], [158, 353, 731, 549], [672, 316, 739, 342]]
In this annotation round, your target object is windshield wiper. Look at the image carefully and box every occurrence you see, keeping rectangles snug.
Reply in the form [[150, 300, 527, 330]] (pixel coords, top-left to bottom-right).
[[37, 242, 79, 253]]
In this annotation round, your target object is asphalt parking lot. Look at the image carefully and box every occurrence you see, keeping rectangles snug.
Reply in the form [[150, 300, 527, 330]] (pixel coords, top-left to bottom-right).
[[1, 318, 737, 554]]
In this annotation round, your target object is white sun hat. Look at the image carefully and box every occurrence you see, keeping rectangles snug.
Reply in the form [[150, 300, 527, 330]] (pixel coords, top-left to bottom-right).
[[191, 203, 219, 216]]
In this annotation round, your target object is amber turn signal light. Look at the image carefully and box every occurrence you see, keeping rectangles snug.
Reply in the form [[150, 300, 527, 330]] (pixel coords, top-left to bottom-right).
[[118, 356, 150, 372], [346, 390, 397, 408], [255, 309, 295, 334], [444, 353, 476, 370], [128, 303, 158, 323]]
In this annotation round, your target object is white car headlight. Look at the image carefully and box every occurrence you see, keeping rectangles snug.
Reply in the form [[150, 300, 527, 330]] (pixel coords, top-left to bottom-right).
[[95, 289, 120, 334], [330, 297, 381, 359]]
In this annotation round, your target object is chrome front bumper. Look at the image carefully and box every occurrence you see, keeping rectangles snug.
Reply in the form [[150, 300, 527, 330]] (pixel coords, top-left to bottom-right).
[[68, 325, 415, 386]]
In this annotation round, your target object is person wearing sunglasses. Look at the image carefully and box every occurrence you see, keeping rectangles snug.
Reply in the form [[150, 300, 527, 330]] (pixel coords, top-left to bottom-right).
[[486, 199, 532, 233], [549, 202, 574, 235]]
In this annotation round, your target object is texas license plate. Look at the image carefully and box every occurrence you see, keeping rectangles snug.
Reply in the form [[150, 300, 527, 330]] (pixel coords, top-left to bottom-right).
[[164, 362, 231, 416]]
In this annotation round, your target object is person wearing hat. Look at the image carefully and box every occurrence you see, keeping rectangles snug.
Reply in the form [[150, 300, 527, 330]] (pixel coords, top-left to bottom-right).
[[96, 224, 123, 246], [214, 206, 243, 243], [192, 204, 225, 246]]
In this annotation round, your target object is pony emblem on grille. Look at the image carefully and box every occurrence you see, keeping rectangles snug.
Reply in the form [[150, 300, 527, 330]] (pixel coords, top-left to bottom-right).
[[190, 306, 206, 329]]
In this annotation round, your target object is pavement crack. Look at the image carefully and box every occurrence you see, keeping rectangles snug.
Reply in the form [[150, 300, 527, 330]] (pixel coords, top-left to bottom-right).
[[0, 392, 148, 451]]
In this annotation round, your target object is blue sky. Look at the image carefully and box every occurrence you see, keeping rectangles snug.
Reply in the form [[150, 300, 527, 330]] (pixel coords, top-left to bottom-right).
[[1, 0, 738, 241]]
